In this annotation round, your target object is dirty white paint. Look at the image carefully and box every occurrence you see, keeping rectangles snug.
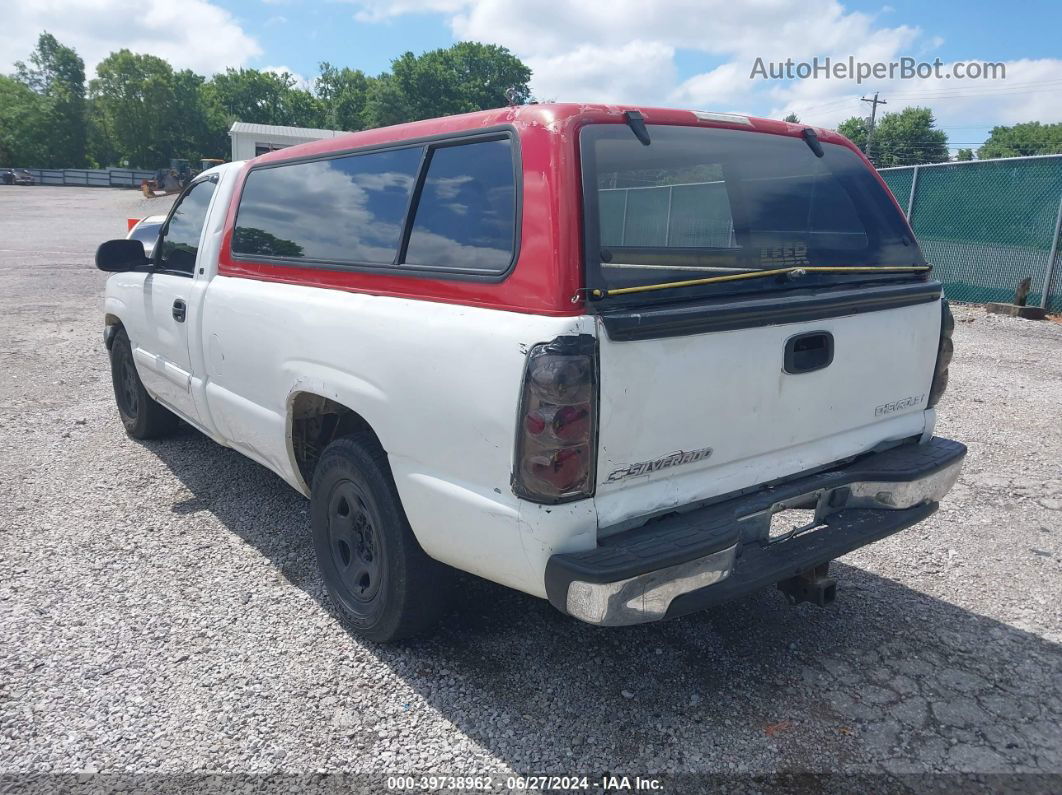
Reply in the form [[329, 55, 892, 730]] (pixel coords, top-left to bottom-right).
[[102, 160, 943, 600], [593, 303, 939, 531]]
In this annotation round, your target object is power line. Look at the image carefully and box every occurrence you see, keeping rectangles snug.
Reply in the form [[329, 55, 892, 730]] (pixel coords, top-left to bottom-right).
[[884, 88, 1062, 103], [890, 76, 1062, 92], [936, 125, 1044, 129], [875, 84, 1062, 102], [792, 77, 1062, 117], [874, 77, 1062, 101], [794, 96, 863, 113], [841, 138, 1062, 144]]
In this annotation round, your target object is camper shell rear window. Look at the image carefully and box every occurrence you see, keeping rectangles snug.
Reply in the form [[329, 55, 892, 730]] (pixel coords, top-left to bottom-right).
[[580, 124, 925, 301]]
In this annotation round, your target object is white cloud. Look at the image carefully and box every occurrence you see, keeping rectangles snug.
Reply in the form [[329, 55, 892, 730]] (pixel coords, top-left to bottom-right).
[[263, 64, 309, 89], [2, 0, 261, 77], [672, 62, 755, 109], [526, 41, 676, 104], [347, 0, 1062, 140], [447, 0, 916, 62], [770, 58, 1062, 130], [347, 0, 929, 111], [351, 0, 469, 23]]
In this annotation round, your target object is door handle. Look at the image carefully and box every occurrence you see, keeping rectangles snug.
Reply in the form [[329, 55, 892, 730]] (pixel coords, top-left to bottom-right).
[[784, 331, 833, 374], [172, 299, 187, 323]]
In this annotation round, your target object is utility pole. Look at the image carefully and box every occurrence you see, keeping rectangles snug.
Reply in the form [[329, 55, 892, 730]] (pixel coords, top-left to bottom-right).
[[860, 92, 887, 163]]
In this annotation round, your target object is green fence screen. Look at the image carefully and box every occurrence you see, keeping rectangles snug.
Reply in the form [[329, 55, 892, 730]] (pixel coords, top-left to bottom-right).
[[600, 181, 735, 248], [879, 155, 1062, 312]]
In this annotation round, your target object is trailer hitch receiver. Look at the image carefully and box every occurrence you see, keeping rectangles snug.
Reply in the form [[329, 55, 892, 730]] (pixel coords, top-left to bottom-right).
[[777, 563, 837, 607]]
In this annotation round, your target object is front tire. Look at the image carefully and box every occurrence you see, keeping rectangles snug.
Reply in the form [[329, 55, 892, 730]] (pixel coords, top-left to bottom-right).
[[311, 434, 450, 642], [109, 328, 179, 439]]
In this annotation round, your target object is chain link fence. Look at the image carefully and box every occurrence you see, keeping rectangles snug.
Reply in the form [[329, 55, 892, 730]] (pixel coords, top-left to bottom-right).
[[600, 181, 737, 248], [879, 155, 1062, 312]]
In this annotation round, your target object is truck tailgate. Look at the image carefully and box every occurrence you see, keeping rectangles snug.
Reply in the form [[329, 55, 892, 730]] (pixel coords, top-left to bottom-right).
[[593, 298, 941, 530]]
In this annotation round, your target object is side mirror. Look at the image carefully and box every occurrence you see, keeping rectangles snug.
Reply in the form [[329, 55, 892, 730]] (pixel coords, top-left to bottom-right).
[[96, 239, 149, 272]]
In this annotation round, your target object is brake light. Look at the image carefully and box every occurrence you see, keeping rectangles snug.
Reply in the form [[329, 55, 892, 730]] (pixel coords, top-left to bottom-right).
[[513, 335, 598, 503], [927, 299, 954, 408]]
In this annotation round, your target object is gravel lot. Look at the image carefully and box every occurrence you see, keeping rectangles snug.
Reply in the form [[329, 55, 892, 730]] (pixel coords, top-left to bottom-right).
[[1, 186, 1060, 789]]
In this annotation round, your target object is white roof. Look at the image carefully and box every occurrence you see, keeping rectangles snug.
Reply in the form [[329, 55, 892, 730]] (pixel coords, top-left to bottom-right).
[[228, 122, 343, 139]]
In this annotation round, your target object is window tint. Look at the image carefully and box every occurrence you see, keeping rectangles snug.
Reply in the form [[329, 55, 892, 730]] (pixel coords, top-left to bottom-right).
[[159, 179, 216, 274], [739, 171, 867, 250], [403, 138, 516, 273], [601, 181, 736, 249], [582, 124, 921, 294], [234, 146, 423, 265]]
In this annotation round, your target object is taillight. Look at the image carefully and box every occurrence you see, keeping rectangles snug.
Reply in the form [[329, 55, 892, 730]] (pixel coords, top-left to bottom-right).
[[513, 335, 598, 503], [927, 299, 954, 408]]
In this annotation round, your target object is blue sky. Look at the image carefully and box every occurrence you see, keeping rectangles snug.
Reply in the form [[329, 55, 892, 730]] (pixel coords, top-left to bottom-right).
[[238, 0, 1062, 84], [246, 4, 454, 79], [6, 0, 1062, 151]]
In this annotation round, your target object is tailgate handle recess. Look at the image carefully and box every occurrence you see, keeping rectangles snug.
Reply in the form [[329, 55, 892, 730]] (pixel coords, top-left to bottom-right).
[[784, 331, 833, 374]]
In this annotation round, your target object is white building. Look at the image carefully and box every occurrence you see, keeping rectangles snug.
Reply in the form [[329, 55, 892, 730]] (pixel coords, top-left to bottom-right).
[[228, 122, 344, 161]]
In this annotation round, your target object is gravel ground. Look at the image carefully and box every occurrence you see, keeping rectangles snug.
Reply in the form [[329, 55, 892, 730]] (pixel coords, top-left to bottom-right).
[[1, 186, 1060, 790]]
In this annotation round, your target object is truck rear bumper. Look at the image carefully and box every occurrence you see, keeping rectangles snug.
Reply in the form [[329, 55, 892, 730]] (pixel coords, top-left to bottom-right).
[[545, 437, 966, 626]]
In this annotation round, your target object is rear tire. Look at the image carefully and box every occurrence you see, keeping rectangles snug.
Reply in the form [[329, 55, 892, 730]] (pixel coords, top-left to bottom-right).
[[108, 328, 179, 439], [311, 433, 451, 642]]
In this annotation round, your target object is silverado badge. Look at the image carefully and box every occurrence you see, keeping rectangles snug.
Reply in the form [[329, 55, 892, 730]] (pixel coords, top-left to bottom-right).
[[606, 447, 714, 483]]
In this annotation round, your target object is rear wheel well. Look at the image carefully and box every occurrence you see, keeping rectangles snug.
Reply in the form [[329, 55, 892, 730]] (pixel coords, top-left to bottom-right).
[[289, 393, 383, 487]]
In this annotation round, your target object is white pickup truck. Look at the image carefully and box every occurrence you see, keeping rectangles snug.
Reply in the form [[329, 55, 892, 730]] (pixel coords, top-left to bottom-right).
[[97, 104, 965, 641]]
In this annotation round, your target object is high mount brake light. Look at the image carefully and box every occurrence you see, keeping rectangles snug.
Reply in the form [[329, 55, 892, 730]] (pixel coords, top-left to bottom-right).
[[513, 335, 598, 503], [928, 299, 954, 408]]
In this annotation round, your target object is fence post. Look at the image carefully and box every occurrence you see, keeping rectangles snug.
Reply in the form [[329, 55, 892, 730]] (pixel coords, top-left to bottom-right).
[[1040, 193, 1062, 310], [905, 165, 919, 222], [664, 185, 674, 246]]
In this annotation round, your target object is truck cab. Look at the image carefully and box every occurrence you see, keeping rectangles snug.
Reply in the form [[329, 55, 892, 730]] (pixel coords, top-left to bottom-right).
[[97, 104, 964, 641]]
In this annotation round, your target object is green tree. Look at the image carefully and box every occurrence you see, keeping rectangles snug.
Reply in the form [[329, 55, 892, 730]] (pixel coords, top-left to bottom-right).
[[84, 96, 119, 167], [838, 107, 947, 166], [955, 148, 974, 161], [205, 68, 325, 128], [783, 112, 800, 123], [4, 33, 534, 167], [0, 76, 48, 166], [361, 73, 413, 128], [870, 107, 949, 167], [836, 116, 869, 151], [285, 86, 327, 128], [978, 122, 1062, 159], [170, 69, 223, 159], [316, 63, 370, 131], [13, 32, 86, 166], [362, 42, 531, 128], [89, 50, 181, 167]]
